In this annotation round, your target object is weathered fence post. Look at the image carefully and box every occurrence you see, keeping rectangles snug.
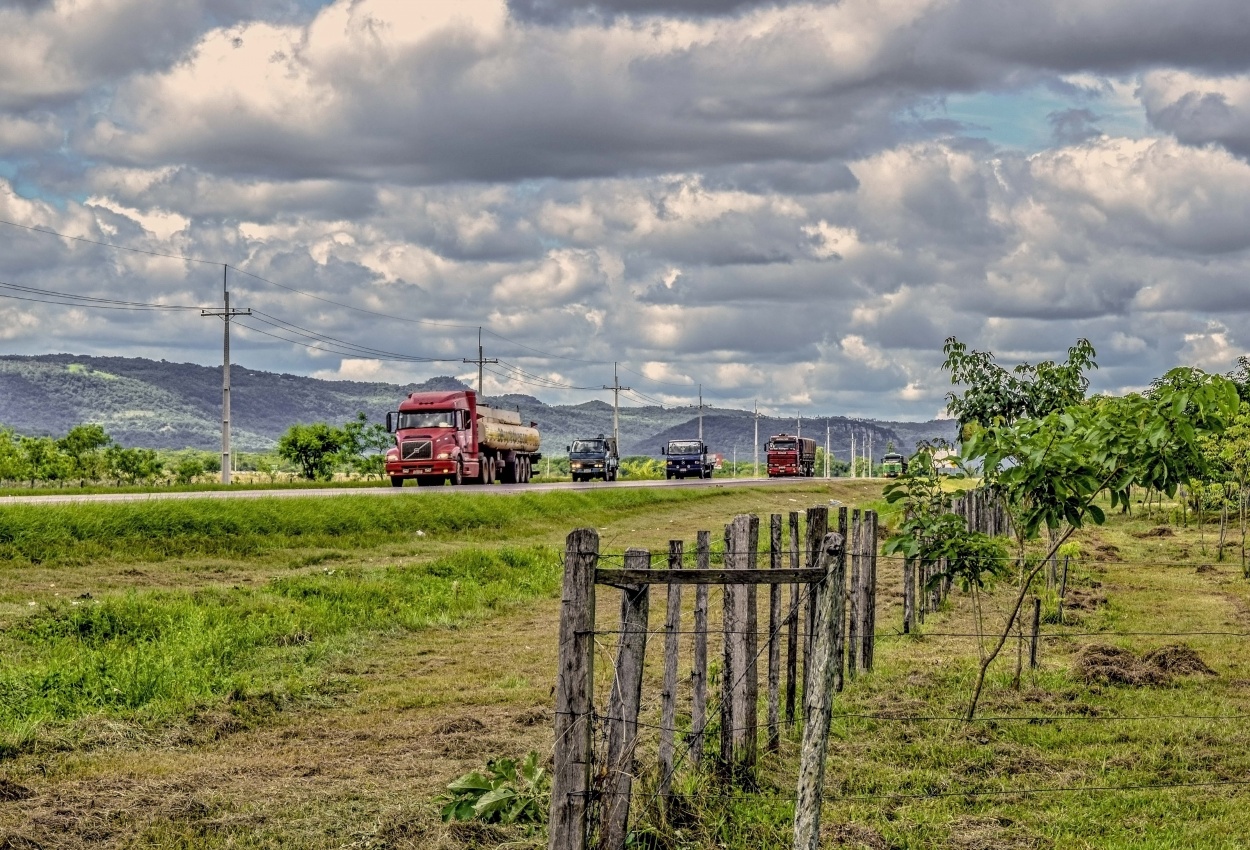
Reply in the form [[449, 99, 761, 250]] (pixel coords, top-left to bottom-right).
[[792, 531, 846, 850], [744, 515, 760, 769], [691, 530, 710, 768], [768, 514, 783, 751], [602, 548, 650, 850], [803, 506, 829, 696], [722, 515, 757, 778], [786, 511, 800, 727], [833, 506, 848, 694], [861, 510, 877, 672], [848, 508, 861, 681], [903, 556, 916, 634], [549, 529, 598, 850], [658, 540, 684, 804], [1029, 596, 1041, 670]]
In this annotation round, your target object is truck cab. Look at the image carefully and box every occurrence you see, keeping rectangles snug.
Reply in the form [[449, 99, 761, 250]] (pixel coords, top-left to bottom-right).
[[662, 439, 713, 479], [568, 434, 619, 482]]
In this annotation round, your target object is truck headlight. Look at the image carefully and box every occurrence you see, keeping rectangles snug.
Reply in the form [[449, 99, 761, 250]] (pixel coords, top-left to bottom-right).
[[572, 462, 582, 469], [436, 452, 452, 460]]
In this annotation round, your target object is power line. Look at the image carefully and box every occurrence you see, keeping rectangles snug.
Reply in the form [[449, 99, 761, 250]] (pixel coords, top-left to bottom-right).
[[0, 280, 201, 311], [0, 217, 220, 266]]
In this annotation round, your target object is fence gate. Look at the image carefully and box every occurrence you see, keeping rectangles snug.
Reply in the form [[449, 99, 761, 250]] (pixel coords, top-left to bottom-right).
[[548, 505, 880, 850]]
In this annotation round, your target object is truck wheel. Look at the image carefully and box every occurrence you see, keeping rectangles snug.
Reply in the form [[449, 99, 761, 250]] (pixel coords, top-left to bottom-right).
[[390, 476, 404, 488], [521, 457, 531, 483], [450, 463, 464, 486], [478, 458, 491, 485], [666, 472, 673, 480]]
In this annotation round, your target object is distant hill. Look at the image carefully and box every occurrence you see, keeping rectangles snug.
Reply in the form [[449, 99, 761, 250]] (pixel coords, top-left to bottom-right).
[[0, 354, 957, 457]]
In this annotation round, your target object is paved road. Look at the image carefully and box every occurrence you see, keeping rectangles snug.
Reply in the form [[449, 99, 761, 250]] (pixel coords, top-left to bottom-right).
[[0, 476, 813, 506]]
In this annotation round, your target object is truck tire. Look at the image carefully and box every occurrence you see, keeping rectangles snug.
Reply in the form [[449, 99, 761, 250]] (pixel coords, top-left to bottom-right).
[[478, 458, 492, 485], [390, 476, 404, 488], [521, 457, 531, 483]]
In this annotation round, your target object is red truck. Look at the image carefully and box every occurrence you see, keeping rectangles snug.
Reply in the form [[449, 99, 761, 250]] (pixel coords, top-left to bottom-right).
[[384, 390, 542, 487], [767, 433, 817, 477]]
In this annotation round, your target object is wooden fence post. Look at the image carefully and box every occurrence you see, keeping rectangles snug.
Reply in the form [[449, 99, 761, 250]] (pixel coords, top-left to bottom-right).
[[862, 510, 877, 672], [744, 515, 760, 769], [768, 514, 782, 751], [549, 529, 598, 850], [792, 531, 846, 850], [602, 548, 650, 850], [803, 506, 829, 697], [833, 507, 848, 694], [848, 509, 861, 681], [903, 556, 915, 634], [658, 540, 684, 804], [722, 515, 756, 778], [1029, 596, 1041, 669], [720, 524, 736, 775], [786, 511, 800, 727], [691, 530, 710, 769]]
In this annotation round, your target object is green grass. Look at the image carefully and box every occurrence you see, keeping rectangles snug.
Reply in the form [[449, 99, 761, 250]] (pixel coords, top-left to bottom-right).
[[0, 545, 560, 757], [0, 486, 747, 565]]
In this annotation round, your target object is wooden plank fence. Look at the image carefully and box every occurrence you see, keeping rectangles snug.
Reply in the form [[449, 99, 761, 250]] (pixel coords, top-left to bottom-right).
[[548, 505, 880, 850]]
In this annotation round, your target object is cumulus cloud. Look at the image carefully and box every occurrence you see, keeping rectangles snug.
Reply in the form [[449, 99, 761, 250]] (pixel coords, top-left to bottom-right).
[[5, 0, 1250, 421]]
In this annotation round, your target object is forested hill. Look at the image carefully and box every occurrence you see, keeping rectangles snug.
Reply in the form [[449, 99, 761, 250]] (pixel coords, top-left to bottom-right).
[[0, 354, 957, 455]]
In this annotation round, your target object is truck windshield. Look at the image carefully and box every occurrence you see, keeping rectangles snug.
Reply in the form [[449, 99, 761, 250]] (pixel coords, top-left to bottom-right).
[[571, 440, 605, 453], [668, 442, 703, 456], [397, 411, 456, 429], [768, 439, 796, 451]]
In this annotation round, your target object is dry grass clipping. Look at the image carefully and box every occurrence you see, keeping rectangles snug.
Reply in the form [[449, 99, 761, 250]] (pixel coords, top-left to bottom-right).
[[1074, 643, 1216, 686]]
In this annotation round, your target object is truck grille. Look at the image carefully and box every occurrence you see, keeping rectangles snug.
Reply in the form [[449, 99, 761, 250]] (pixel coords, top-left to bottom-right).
[[401, 440, 432, 461]]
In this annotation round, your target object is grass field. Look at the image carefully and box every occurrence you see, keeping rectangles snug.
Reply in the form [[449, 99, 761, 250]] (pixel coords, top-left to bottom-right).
[[2, 480, 1249, 848]]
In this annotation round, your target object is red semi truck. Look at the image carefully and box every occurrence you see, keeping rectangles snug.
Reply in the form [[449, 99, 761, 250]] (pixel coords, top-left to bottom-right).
[[384, 389, 542, 487], [767, 433, 817, 477]]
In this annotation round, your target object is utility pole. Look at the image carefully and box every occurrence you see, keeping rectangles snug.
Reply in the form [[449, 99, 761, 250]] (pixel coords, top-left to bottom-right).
[[463, 327, 498, 400], [697, 384, 704, 441], [201, 265, 250, 485], [797, 411, 801, 439], [753, 400, 759, 478], [850, 431, 856, 479], [602, 362, 631, 448], [825, 422, 830, 478]]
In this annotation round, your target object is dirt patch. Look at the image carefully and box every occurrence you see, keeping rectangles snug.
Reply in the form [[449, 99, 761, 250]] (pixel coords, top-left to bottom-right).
[[511, 707, 549, 727], [0, 836, 45, 850], [1133, 527, 1174, 538], [824, 821, 893, 849], [1143, 645, 1217, 676], [0, 780, 34, 802], [1073, 643, 1216, 685], [1091, 544, 1120, 561], [1195, 564, 1216, 574]]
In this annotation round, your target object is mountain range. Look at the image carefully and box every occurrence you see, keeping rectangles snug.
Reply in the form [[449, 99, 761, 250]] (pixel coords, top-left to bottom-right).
[[0, 354, 957, 459]]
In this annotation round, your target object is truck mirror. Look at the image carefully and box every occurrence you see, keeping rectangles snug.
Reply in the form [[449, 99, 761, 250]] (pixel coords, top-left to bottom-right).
[[661, 447, 666, 455], [385, 412, 395, 432], [566, 445, 571, 452]]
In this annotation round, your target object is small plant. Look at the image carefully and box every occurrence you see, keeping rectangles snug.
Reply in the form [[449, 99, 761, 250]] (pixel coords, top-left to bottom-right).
[[438, 751, 550, 828]]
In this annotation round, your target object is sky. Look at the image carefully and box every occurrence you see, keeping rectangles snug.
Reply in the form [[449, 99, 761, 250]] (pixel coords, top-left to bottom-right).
[[2, 0, 1250, 420]]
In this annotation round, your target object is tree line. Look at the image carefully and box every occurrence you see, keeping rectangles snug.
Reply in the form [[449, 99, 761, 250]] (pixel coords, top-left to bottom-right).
[[0, 413, 395, 488]]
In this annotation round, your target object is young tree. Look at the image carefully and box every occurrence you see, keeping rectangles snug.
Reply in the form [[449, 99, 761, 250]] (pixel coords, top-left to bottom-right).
[[19, 436, 67, 487], [942, 337, 1096, 434], [958, 366, 1239, 717], [277, 422, 346, 480]]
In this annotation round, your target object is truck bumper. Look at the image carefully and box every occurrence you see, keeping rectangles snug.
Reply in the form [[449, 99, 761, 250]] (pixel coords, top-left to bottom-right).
[[386, 460, 457, 478]]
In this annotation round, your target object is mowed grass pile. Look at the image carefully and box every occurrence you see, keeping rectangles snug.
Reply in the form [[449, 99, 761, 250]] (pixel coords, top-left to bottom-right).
[[0, 486, 732, 565], [0, 546, 558, 756]]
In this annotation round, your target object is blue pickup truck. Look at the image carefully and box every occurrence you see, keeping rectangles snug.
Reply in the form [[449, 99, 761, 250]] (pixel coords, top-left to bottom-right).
[[662, 439, 714, 479]]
